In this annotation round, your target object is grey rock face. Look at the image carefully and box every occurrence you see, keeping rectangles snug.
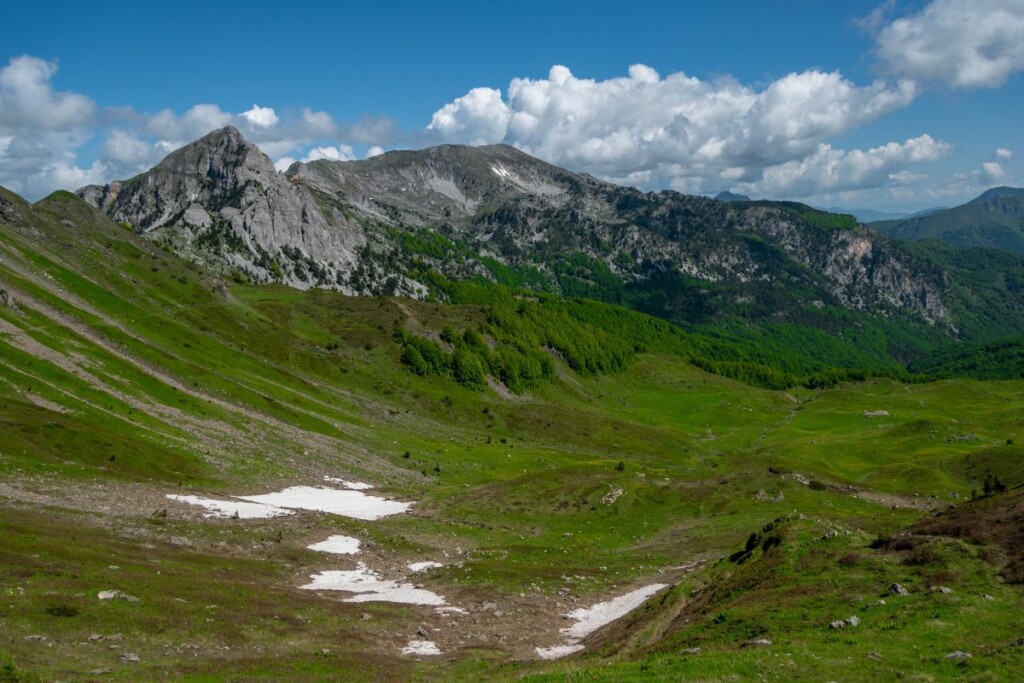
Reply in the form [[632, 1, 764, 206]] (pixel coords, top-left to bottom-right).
[[78, 127, 363, 291], [0, 192, 23, 223]]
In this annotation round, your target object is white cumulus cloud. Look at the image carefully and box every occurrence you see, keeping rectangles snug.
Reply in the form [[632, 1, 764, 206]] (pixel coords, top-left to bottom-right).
[[300, 108, 337, 137], [146, 103, 232, 145], [428, 87, 510, 145], [427, 64, 921, 196], [241, 104, 279, 128], [305, 144, 356, 162], [0, 55, 95, 130], [273, 143, 356, 171], [733, 135, 953, 198], [101, 130, 157, 166], [873, 0, 1024, 88]]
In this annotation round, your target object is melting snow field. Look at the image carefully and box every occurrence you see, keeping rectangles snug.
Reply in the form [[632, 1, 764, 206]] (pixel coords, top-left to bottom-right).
[[561, 584, 668, 639], [165, 495, 292, 519], [323, 476, 374, 490], [307, 535, 361, 555], [535, 583, 668, 659], [402, 640, 442, 656], [301, 563, 447, 605], [238, 486, 412, 520], [408, 561, 443, 572]]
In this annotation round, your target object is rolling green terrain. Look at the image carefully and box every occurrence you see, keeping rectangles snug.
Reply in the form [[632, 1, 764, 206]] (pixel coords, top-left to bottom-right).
[[1, 189, 1022, 681], [872, 187, 1024, 256]]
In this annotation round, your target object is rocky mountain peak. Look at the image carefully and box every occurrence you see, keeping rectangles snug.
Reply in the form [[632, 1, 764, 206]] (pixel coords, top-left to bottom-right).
[[76, 126, 364, 290], [157, 125, 269, 179], [290, 141, 587, 228]]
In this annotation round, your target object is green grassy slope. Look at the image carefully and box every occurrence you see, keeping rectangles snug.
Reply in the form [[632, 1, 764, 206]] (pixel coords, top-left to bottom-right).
[[872, 187, 1024, 255], [0, 190, 1021, 681]]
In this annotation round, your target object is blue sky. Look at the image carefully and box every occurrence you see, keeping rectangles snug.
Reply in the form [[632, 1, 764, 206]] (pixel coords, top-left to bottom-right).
[[1, 0, 1022, 211]]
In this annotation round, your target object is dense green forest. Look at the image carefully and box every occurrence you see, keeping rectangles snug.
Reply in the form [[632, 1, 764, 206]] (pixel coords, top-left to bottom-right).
[[389, 273, 963, 392]]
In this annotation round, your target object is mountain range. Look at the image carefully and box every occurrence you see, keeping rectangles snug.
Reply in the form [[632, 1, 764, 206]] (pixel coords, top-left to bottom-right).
[[71, 126, 1024, 374]]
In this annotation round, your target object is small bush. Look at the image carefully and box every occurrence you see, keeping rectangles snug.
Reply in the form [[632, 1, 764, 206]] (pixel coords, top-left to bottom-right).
[[904, 544, 943, 567], [838, 553, 861, 566], [45, 604, 78, 618]]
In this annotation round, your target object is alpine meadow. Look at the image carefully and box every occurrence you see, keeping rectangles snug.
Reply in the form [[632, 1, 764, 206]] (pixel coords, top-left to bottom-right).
[[1, 1, 1023, 681]]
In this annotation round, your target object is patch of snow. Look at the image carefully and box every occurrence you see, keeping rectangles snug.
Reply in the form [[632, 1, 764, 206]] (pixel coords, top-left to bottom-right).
[[435, 606, 467, 615], [237, 486, 412, 520], [402, 640, 442, 656], [300, 563, 446, 606], [323, 476, 374, 490], [409, 561, 443, 572], [307, 535, 361, 555], [166, 494, 293, 519], [536, 644, 584, 659], [535, 583, 668, 659], [491, 164, 511, 180], [562, 584, 668, 639]]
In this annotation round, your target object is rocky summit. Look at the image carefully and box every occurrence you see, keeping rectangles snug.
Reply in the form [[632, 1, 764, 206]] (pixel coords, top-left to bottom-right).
[[78, 126, 363, 290]]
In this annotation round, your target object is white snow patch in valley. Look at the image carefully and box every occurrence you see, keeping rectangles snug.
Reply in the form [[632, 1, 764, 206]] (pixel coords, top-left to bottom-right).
[[562, 583, 668, 639], [238, 486, 412, 520], [166, 495, 293, 519], [435, 606, 467, 615], [307, 535, 361, 555], [409, 561, 443, 572], [300, 563, 447, 605], [402, 640, 442, 656], [535, 583, 668, 659], [535, 644, 584, 659], [323, 476, 374, 490]]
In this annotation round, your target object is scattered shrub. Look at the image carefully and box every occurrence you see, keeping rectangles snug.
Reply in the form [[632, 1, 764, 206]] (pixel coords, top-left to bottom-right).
[[44, 604, 78, 618]]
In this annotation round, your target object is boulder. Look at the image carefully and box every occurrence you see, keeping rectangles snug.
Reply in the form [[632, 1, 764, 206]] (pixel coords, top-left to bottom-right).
[[98, 590, 139, 602]]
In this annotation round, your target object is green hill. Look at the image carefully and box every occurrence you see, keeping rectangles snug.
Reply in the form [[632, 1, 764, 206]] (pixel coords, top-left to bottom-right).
[[873, 187, 1024, 255]]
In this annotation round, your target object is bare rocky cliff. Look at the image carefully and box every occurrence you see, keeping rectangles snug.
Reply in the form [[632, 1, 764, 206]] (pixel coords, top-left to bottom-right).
[[78, 127, 364, 290]]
